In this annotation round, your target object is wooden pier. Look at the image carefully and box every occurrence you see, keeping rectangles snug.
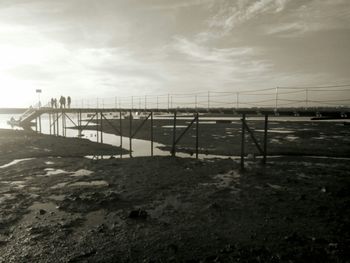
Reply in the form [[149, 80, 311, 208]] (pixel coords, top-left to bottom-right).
[[9, 106, 350, 169]]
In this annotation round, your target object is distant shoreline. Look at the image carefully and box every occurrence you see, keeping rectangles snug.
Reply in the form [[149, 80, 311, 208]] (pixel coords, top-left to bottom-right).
[[0, 108, 26, 114]]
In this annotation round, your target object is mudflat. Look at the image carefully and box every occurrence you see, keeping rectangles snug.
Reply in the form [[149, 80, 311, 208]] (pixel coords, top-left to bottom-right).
[[0, 129, 349, 262], [81, 118, 350, 157]]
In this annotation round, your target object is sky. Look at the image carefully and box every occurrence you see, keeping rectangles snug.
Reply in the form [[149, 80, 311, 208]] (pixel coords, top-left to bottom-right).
[[0, 0, 350, 108]]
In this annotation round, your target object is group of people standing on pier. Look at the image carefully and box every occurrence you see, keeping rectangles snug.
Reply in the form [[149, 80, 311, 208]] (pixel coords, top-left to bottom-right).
[[50, 96, 72, 109]]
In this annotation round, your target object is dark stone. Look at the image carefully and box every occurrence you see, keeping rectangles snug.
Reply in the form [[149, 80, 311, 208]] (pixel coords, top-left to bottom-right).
[[128, 209, 148, 219]]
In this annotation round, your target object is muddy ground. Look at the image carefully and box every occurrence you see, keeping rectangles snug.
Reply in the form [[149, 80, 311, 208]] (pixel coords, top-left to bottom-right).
[[0, 129, 349, 262], [0, 129, 126, 166], [80, 117, 350, 157]]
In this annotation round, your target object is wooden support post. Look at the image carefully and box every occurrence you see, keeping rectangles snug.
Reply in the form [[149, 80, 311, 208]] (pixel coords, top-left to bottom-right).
[[167, 94, 170, 111], [196, 112, 199, 159], [263, 114, 268, 164], [49, 113, 52, 135], [39, 115, 42, 133], [100, 112, 103, 144], [129, 110, 132, 157], [151, 111, 154, 156], [57, 113, 59, 136], [35, 117, 38, 133], [53, 112, 56, 136], [241, 113, 246, 170], [62, 111, 64, 136], [96, 112, 99, 143], [64, 113, 67, 137], [78, 111, 82, 137], [120, 110, 123, 158], [171, 111, 177, 157]]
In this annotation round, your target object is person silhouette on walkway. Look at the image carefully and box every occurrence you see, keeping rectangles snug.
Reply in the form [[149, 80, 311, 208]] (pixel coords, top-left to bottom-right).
[[59, 96, 66, 108], [54, 98, 58, 108], [67, 96, 71, 109], [50, 98, 54, 108]]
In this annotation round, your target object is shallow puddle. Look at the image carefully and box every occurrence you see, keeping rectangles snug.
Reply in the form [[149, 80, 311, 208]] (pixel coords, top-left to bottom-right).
[[255, 129, 294, 134], [70, 169, 94, 177], [49, 194, 66, 201], [285, 135, 299, 141], [69, 180, 109, 187], [44, 168, 70, 176], [9, 181, 26, 189], [149, 195, 191, 219], [162, 125, 188, 128], [0, 193, 16, 203], [51, 182, 68, 189], [200, 170, 241, 190]]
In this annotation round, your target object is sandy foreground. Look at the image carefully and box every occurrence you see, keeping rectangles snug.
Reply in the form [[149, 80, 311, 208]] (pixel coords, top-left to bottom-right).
[[0, 129, 349, 262]]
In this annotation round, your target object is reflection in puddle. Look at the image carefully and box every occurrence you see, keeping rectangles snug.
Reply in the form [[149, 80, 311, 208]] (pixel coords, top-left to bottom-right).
[[0, 158, 34, 169]]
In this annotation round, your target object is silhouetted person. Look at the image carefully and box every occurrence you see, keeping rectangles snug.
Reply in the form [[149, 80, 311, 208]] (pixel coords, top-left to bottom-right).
[[54, 98, 58, 108], [67, 96, 71, 108], [59, 96, 65, 108], [51, 98, 54, 108]]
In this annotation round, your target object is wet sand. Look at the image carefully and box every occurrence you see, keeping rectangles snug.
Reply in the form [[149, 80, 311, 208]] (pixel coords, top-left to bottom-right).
[[0, 129, 350, 262], [0, 129, 127, 166]]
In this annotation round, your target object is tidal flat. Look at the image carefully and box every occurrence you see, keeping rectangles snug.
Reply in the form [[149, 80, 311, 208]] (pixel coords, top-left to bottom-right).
[[0, 128, 349, 262]]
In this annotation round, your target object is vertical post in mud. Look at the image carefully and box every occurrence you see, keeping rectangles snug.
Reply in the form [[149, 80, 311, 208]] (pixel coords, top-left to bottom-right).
[[171, 111, 177, 157], [57, 113, 60, 136], [96, 111, 99, 143], [100, 112, 103, 144], [64, 113, 67, 137], [263, 114, 268, 165], [120, 110, 123, 158], [151, 111, 154, 157], [208, 91, 210, 111], [196, 112, 199, 159], [62, 111, 64, 136], [38, 114, 42, 133], [167, 94, 170, 111], [49, 112, 52, 135], [129, 110, 132, 157], [35, 117, 38, 133], [77, 111, 81, 137], [76, 112, 79, 137], [53, 112, 56, 136], [241, 113, 246, 170]]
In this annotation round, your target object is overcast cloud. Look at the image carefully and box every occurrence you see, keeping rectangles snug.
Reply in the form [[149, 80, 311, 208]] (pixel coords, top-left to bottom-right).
[[0, 0, 349, 107]]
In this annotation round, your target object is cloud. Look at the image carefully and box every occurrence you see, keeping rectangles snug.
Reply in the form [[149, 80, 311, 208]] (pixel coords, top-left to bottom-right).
[[172, 36, 253, 62], [264, 0, 350, 36], [146, 0, 214, 10], [208, 0, 290, 33]]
